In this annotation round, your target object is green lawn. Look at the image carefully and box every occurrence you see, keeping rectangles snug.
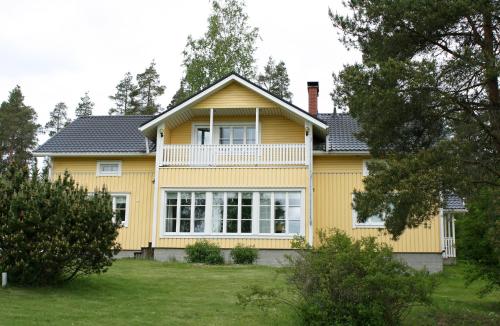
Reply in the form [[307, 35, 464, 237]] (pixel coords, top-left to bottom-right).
[[0, 260, 498, 325]]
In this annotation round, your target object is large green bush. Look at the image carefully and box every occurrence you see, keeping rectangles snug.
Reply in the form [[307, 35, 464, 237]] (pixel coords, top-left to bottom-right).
[[239, 230, 435, 325], [0, 165, 120, 285], [230, 244, 258, 264], [185, 240, 224, 264]]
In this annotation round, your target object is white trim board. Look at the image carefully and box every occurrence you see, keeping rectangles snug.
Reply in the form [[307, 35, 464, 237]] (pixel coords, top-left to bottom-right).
[[139, 74, 328, 134], [34, 152, 155, 157]]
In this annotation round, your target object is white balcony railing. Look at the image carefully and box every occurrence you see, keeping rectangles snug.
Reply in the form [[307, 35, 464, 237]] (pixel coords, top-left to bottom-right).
[[443, 237, 456, 258], [162, 144, 307, 166]]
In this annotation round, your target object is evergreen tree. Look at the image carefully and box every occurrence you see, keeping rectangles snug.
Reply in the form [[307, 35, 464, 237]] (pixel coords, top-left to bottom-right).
[[132, 61, 165, 115], [169, 0, 259, 107], [330, 1, 500, 239], [109, 72, 137, 115], [75, 92, 94, 117], [45, 102, 70, 136], [0, 86, 39, 166], [257, 57, 293, 101]]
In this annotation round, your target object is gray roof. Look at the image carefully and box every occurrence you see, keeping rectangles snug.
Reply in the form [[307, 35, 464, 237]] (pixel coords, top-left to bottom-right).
[[444, 194, 466, 211], [317, 113, 369, 152], [35, 115, 155, 154]]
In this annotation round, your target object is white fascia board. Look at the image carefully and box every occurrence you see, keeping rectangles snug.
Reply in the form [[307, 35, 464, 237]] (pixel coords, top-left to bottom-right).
[[33, 152, 155, 157], [313, 150, 370, 156], [139, 74, 329, 133]]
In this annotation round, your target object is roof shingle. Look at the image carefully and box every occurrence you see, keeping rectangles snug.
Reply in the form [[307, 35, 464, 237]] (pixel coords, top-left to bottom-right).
[[35, 115, 155, 154], [317, 113, 369, 152]]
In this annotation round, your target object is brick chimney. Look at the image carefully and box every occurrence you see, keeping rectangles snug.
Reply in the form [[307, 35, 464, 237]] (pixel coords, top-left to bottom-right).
[[307, 81, 319, 116]]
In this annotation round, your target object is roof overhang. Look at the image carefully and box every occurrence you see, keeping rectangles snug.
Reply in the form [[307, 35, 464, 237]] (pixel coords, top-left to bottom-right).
[[33, 152, 155, 157], [313, 150, 371, 156], [139, 74, 328, 138]]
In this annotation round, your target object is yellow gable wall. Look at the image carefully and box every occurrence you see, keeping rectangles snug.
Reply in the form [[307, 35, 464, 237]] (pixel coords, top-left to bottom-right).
[[313, 156, 441, 253], [52, 156, 155, 251], [192, 82, 277, 109], [165, 115, 304, 145]]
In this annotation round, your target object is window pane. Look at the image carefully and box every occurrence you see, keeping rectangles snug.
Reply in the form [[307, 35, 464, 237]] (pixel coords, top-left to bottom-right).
[[166, 204, 177, 220], [274, 192, 286, 206], [180, 192, 191, 205], [226, 220, 238, 233], [246, 127, 255, 144], [233, 127, 244, 144], [180, 220, 190, 232], [166, 192, 177, 205], [194, 219, 205, 233], [220, 127, 231, 144], [289, 220, 300, 234], [260, 192, 271, 205], [241, 220, 252, 233], [275, 205, 285, 220], [227, 192, 238, 205], [212, 205, 223, 233], [101, 164, 118, 172], [180, 206, 191, 219], [195, 192, 205, 205], [260, 206, 271, 220], [259, 219, 271, 233], [288, 206, 301, 220], [367, 214, 384, 224], [213, 192, 224, 205], [274, 220, 286, 233], [227, 206, 238, 219], [165, 218, 176, 232], [242, 206, 252, 219], [241, 192, 252, 205], [115, 209, 126, 223], [288, 192, 301, 206]]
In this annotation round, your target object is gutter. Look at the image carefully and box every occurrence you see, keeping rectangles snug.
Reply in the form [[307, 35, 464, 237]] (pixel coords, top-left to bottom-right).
[[33, 152, 156, 157]]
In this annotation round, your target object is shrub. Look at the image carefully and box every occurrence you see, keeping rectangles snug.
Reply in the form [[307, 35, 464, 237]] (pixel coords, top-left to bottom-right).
[[0, 165, 120, 285], [231, 244, 258, 264], [185, 240, 224, 264], [239, 230, 436, 325]]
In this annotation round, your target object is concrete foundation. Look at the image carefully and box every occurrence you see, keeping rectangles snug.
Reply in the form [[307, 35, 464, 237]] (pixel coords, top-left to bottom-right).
[[394, 253, 443, 273], [114, 250, 136, 259]]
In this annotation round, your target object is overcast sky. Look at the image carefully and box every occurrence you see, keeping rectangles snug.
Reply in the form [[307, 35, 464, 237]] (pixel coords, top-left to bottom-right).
[[0, 0, 360, 143]]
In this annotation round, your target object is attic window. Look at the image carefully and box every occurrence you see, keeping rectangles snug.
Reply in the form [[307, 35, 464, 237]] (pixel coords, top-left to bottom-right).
[[97, 161, 122, 177]]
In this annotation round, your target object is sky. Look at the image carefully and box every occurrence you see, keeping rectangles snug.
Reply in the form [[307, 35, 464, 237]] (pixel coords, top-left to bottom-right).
[[0, 0, 360, 144]]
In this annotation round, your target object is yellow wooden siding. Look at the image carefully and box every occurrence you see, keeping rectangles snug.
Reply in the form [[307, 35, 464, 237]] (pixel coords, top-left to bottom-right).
[[313, 156, 441, 252], [165, 115, 304, 145], [192, 82, 277, 109], [156, 167, 309, 249], [52, 157, 155, 251]]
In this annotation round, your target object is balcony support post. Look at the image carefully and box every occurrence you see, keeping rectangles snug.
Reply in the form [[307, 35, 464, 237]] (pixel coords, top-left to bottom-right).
[[255, 107, 260, 144], [209, 108, 214, 145]]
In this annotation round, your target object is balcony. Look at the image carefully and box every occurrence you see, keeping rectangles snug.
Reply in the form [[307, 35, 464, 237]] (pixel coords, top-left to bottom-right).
[[161, 144, 307, 167]]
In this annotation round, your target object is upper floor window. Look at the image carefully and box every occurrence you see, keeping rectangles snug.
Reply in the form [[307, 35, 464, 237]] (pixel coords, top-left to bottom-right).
[[219, 126, 255, 145], [97, 161, 122, 177]]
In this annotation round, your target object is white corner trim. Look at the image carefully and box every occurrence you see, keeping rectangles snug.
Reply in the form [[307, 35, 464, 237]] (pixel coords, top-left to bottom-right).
[[151, 126, 163, 247], [138, 74, 328, 133], [96, 160, 122, 177]]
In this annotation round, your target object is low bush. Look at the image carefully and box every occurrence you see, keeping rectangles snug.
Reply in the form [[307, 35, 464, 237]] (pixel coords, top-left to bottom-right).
[[185, 240, 224, 264], [239, 230, 436, 325], [231, 244, 258, 264], [0, 165, 120, 285]]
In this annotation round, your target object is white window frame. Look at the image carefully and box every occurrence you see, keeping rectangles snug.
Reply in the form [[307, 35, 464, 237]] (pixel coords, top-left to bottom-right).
[[192, 122, 261, 145], [160, 188, 305, 238], [111, 193, 130, 227], [96, 160, 122, 177], [351, 194, 385, 228]]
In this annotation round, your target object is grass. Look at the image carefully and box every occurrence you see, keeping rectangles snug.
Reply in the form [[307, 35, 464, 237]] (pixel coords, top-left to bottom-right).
[[0, 260, 498, 325]]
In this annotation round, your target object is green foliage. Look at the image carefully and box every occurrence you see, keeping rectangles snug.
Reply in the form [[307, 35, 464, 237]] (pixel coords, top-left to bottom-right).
[[169, 0, 259, 107], [456, 188, 500, 296], [75, 91, 94, 117], [109, 72, 137, 115], [45, 102, 70, 136], [230, 244, 258, 264], [0, 164, 120, 285], [240, 230, 436, 325], [185, 240, 224, 264], [0, 86, 40, 167], [330, 0, 500, 238], [257, 57, 293, 101], [134, 60, 165, 115]]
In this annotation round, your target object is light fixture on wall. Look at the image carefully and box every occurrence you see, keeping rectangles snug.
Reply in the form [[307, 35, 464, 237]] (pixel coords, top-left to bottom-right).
[[305, 126, 310, 136], [159, 128, 164, 138]]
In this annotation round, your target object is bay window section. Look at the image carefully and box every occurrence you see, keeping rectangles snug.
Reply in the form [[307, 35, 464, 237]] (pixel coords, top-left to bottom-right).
[[163, 190, 303, 236]]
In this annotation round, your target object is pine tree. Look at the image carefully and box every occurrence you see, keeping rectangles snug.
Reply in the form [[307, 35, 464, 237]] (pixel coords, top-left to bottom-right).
[[257, 57, 293, 101], [0, 86, 40, 166], [75, 92, 94, 117], [133, 61, 165, 115], [169, 0, 259, 107], [45, 102, 70, 136], [109, 72, 138, 115]]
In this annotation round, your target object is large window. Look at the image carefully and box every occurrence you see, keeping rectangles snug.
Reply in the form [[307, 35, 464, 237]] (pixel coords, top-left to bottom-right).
[[163, 190, 303, 236], [352, 194, 385, 228], [111, 194, 129, 227], [194, 125, 256, 145]]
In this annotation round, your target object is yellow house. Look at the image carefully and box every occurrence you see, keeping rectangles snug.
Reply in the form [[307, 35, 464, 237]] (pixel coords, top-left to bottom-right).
[[34, 73, 461, 272]]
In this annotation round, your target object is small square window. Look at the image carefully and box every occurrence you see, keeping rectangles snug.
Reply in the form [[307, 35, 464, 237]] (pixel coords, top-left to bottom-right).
[[97, 161, 122, 177]]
